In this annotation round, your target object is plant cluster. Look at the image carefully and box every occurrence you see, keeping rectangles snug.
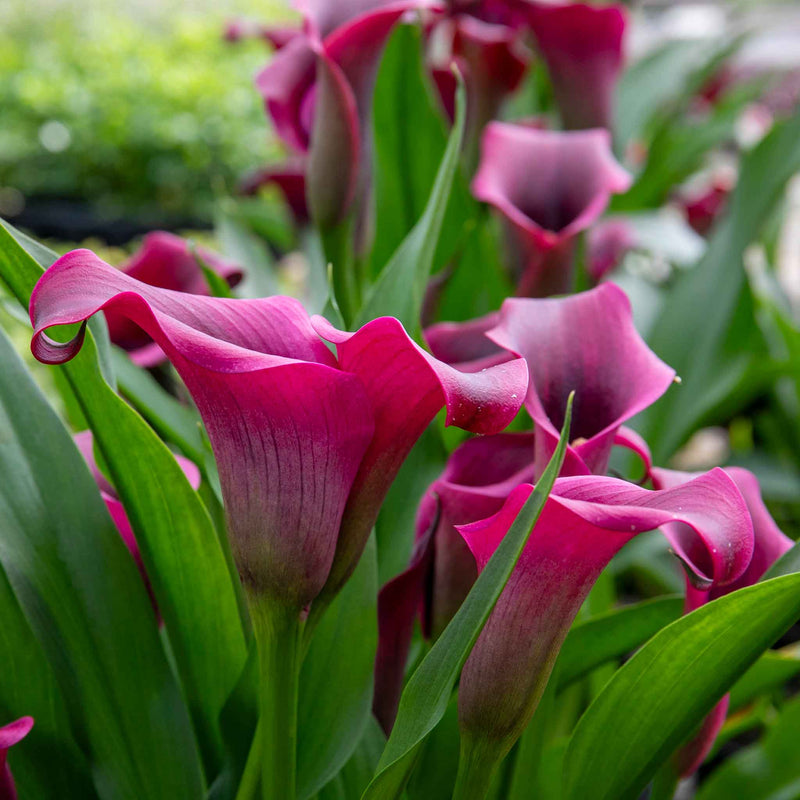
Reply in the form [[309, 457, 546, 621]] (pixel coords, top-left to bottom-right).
[[1, 2, 800, 800]]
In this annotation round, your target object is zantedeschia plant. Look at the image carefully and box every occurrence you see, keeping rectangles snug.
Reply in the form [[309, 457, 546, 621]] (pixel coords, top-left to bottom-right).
[[2, 4, 800, 800]]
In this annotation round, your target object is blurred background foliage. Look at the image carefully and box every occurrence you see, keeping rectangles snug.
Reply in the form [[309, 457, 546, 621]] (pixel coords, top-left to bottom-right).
[[0, 0, 292, 237]]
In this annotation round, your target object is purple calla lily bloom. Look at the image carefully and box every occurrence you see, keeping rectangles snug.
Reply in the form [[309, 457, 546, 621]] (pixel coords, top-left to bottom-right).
[[472, 123, 631, 295], [224, 18, 301, 49], [488, 283, 676, 476], [457, 469, 753, 762], [652, 465, 793, 776], [374, 432, 534, 731], [256, 0, 442, 227], [428, 12, 530, 154], [526, 1, 627, 131], [74, 431, 201, 615], [106, 232, 244, 368], [426, 285, 675, 475], [0, 717, 33, 800], [587, 217, 636, 282], [30, 250, 527, 614]]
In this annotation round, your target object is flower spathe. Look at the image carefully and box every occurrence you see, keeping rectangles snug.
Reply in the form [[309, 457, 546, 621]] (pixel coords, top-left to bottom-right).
[[30, 250, 527, 613], [310, 314, 528, 601], [374, 432, 534, 731], [0, 717, 33, 800], [457, 469, 754, 755], [526, 1, 627, 131], [488, 282, 676, 477], [106, 231, 244, 367], [428, 11, 529, 155], [652, 465, 793, 776], [256, 0, 441, 227], [472, 123, 631, 295]]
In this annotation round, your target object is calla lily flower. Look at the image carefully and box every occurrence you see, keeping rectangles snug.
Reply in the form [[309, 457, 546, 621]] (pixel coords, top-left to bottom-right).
[[74, 431, 201, 614], [239, 160, 310, 225], [472, 123, 631, 296], [30, 250, 527, 613], [425, 285, 674, 475], [678, 174, 734, 236], [0, 717, 33, 800], [106, 232, 244, 368], [374, 432, 534, 731], [526, 2, 626, 131], [428, 13, 529, 154], [652, 465, 793, 776], [457, 469, 753, 760], [587, 217, 635, 282], [256, 0, 441, 227], [224, 18, 301, 49], [424, 311, 513, 372], [488, 283, 676, 476]]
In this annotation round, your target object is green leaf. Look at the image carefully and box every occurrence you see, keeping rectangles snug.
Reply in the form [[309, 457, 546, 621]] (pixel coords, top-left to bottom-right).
[[638, 108, 800, 462], [361, 394, 574, 800], [615, 40, 712, 149], [314, 718, 387, 800], [555, 596, 684, 690], [0, 219, 247, 775], [696, 693, 800, 800], [112, 348, 207, 464], [0, 325, 205, 798], [563, 574, 800, 800], [214, 202, 281, 300], [370, 23, 472, 280], [355, 66, 467, 334], [298, 535, 379, 799], [0, 561, 98, 799], [729, 644, 800, 712]]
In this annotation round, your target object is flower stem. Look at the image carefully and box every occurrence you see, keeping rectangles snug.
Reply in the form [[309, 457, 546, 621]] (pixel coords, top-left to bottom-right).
[[452, 734, 506, 800], [249, 597, 303, 800]]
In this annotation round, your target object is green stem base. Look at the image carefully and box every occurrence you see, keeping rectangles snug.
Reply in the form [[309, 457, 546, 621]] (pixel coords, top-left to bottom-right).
[[452, 735, 507, 800], [249, 597, 304, 800]]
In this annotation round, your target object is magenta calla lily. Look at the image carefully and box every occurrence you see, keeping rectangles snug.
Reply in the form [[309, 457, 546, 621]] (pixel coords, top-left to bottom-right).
[[472, 123, 631, 296], [487, 283, 676, 477], [652, 465, 793, 776], [30, 250, 526, 613], [256, 0, 441, 226], [588, 217, 635, 282], [0, 717, 33, 800], [429, 13, 529, 150], [457, 469, 753, 756], [526, 1, 627, 131], [310, 314, 528, 600], [424, 311, 513, 372], [374, 432, 534, 731], [106, 232, 244, 368], [74, 430, 201, 613]]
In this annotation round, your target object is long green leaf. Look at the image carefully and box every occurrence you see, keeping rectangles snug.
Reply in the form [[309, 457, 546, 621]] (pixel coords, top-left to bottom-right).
[[0, 562, 97, 799], [563, 574, 800, 800], [0, 325, 205, 797], [0, 219, 247, 775], [638, 108, 800, 462], [370, 23, 474, 284], [361, 394, 574, 799], [355, 67, 466, 333], [555, 596, 684, 690]]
